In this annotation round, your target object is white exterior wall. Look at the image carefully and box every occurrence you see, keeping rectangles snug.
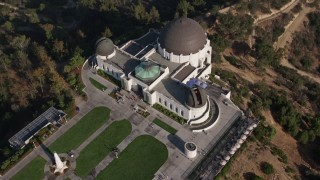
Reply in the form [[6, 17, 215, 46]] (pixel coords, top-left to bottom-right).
[[184, 142, 197, 158], [96, 56, 123, 80], [197, 64, 212, 79], [148, 67, 169, 90], [188, 101, 208, 120], [157, 39, 212, 68], [222, 91, 231, 99], [155, 91, 190, 120], [181, 68, 199, 84], [189, 97, 211, 125], [121, 75, 133, 91], [96, 50, 116, 60]]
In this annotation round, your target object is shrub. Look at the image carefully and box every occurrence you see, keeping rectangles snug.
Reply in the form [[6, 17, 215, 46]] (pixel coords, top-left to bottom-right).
[[253, 123, 276, 142], [270, 146, 288, 163], [152, 103, 186, 124], [298, 131, 309, 144], [285, 166, 295, 173], [260, 162, 274, 175], [251, 174, 263, 180]]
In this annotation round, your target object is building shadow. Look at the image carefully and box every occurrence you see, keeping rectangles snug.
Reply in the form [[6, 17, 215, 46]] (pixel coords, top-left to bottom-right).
[[40, 144, 54, 162], [167, 134, 185, 153], [87, 55, 96, 68]]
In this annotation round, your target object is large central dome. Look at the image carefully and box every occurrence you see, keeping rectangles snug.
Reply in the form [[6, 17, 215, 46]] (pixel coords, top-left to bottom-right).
[[159, 17, 207, 55]]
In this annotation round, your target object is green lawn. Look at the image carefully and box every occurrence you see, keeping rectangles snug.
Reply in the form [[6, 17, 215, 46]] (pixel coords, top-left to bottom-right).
[[49, 106, 110, 152], [97, 135, 168, 180], [89, 77, 107, 91], [153, 118, 177, 135], [11, 156, 46, 180], [76, 120, 132, 178]]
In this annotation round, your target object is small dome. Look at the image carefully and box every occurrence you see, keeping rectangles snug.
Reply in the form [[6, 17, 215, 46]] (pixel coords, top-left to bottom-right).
[[159, 17, 207, 55], [186, 87, 207, 108], [95, 37, 114, 56], [135, 61, 160, 83]]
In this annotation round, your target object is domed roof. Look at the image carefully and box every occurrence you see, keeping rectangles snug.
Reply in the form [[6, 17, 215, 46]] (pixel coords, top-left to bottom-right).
[[135, 61, 160, 83], [186, 87, 207, 108], [159, 17, 207, 55], [95, 37, 114, 56]]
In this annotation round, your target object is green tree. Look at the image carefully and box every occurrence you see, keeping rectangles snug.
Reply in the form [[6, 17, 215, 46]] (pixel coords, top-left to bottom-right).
[[191, 0, 206, 8], [300, 56, 313, 70], [64, 47, 85, 73], [10, 35, 29, 50], [0, 6, 11, 17], [40, 24, 54, 40], [1, 21, 14, 32], [209, 33, 230, 53], [254, 38, 282, 67], [0, 146, 12, 158], [298, 131, 309, 144], [176, 0, 194, 17], [78, 0, 96, 9], [260, 162, 274, 175], [133, 2, 147, 22], [27, 10, 40, 23], [148, 6, 160, 23], [101, 27, 112, 38], [52, 39, 67, 61]]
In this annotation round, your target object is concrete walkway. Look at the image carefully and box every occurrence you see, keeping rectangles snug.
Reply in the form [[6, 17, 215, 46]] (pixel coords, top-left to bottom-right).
[[4, 60, 242, 180]]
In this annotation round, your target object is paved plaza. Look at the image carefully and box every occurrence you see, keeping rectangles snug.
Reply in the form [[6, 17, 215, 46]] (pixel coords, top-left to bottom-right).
[[3, 61, 243, 180]]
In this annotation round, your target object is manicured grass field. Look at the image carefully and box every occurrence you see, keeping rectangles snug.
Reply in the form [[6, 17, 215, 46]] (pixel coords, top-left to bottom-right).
[[49, 106, 110, 152], [97, 135, 168, 180], [76, 120, 132, 178], [11, 156, 46, 180], [89, 77, 107, 91], [153, 118, 177, 135]]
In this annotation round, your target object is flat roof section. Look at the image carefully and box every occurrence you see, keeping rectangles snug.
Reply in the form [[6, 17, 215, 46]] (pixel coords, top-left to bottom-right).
[[9, 107, 66, 149], [152, 78, 187, 105], [135, 29, 159, 47], [136, 45, 154, 59], [122, 41, 144, 56], [109, 49, 141, 75], [148, 52, 181, 74], [173, 65, 195, 82]]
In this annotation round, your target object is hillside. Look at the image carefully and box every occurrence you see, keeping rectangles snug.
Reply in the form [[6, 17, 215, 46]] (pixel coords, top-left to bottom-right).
[[0, 0, 320, 179]]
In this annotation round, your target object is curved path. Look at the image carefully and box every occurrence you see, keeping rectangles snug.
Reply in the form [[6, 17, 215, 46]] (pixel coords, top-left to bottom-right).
[[254, 0, 299, 25], [249, 0, 299, 47], [274, 6, 320, 84]]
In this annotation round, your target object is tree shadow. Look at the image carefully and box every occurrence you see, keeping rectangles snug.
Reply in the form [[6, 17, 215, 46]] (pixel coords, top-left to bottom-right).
[[297, 140, 320, 171], [295, 163, 320, 180], [243, 172, 258, 180], [232, 41, 251, 56], [167, 134, 185, 153]]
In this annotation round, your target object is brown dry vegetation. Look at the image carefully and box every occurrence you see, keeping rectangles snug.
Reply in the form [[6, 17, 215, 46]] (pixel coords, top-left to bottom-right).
[[214, 1, 320, 179]]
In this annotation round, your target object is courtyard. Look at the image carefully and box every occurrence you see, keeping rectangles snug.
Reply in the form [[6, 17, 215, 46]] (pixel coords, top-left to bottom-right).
[[5, 60, 243, 180]]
